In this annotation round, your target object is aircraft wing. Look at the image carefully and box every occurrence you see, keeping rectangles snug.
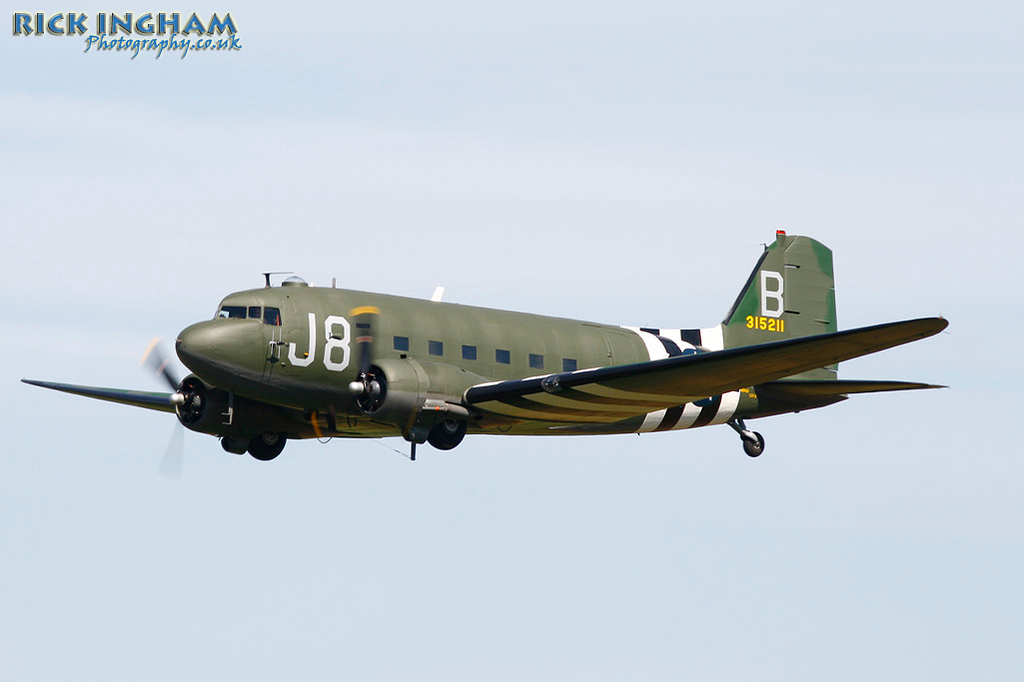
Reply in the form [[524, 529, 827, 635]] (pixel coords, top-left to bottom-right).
[[463, 317, 947, 423], [21, 379, 180, 413]]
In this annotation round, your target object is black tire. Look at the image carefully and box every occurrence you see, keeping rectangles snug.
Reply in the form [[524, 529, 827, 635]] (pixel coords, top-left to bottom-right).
[[742, 432, 765, 458], [221, 437, 248, 455], [427, 419, 467, 451], [248, 431, 286, 461]]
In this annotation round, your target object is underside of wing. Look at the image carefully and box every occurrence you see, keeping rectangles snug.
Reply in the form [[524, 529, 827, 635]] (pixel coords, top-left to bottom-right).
[[464, 317, 947, 423], [22, 379, 180, 413]]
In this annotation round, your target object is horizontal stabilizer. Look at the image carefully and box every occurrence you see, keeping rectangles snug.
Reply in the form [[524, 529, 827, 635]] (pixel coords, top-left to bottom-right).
[[22, 379, 179, 413], [758, 379, 946, 398]]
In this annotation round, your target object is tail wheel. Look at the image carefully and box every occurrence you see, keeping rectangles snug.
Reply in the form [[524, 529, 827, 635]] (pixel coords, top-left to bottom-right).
[[742, 432, 765, 458], [427, 419, 467, 451], [248, 431, 286, 461]]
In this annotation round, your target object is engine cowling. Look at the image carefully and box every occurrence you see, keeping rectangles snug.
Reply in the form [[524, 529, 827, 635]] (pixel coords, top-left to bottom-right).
[[351, 358, 482, 441], [175, 375, 292, 438]]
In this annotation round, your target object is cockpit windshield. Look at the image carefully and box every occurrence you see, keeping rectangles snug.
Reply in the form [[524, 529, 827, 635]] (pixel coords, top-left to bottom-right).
[[218, 305, 246, 319], [217, 304, 282, 326]]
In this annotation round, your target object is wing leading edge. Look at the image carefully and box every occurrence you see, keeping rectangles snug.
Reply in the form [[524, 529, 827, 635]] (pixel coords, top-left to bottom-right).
[[21, 379, 180, 413], [464, 317, 947, 423]]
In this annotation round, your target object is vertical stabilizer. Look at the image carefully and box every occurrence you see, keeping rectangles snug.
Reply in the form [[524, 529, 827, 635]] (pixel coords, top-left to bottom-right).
[[721, 232, 838, 378]]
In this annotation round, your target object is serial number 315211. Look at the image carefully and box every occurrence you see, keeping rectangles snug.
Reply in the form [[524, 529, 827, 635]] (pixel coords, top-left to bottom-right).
[[746, 315, 785, 332]]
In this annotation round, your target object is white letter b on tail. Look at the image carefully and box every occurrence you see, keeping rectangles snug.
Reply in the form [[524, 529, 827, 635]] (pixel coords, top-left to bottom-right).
[[760, 271, 784, 318]]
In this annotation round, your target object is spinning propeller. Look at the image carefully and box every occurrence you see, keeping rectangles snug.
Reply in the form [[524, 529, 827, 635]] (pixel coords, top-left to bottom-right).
[[347, 306, 386, 413], [141, 337, 182, 393], [141, 338, 189, 479]]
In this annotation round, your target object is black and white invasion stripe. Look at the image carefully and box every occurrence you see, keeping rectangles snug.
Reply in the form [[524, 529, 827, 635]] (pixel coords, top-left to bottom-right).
[[622, 325, 739, 433]]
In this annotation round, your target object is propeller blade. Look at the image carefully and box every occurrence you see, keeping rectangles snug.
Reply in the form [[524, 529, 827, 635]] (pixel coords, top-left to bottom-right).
[[158, 422, 185, 480], [141, 337, 181, 391], [346, 307, 388, 413], [350, 306, 380, 377]]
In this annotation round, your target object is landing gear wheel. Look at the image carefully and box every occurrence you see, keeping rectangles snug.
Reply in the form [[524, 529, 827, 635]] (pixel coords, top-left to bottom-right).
[[427, 419, 467, 451], [221, 437, 248, 455], [742, 432, 765, 458], [728, 418, 766, 458], [248, 431, 286, 461]]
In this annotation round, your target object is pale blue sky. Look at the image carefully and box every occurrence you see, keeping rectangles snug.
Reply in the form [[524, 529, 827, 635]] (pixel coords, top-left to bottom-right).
[[2, 2, 1021, 680]]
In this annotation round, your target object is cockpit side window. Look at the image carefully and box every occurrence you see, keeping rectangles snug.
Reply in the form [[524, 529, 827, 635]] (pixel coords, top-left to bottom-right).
[[264, 307, 282, 326], [248, 306, 262, 320], [218, 305, 247, 319]]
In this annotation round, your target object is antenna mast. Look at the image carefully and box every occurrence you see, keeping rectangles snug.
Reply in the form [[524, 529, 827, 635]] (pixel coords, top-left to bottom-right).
[[261, 271, 293, 288]]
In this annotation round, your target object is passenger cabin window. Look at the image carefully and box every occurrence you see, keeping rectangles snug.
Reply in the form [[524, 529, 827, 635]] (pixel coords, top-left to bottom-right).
[[562, 358, 577, 372], [264, 307, 282, 326], [462, 345, 477, 361], [495, 349, 511, 364], [248, 306, 261, 320], [428, 340, 444, 356], [218, 305, 246, 319], [394, 336, 409, 352], [529, 354, 544, 370]]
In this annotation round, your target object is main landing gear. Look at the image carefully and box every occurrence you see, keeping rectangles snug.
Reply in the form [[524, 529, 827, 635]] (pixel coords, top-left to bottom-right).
[[222, 432, 288, 461], [728, 418, 765, 458], [427, 419, 467, 451], [248, 432, 287, 460], [402, 419, 469, 460]]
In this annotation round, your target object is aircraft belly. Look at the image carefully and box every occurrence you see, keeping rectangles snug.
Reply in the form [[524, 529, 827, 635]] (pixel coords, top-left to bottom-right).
[[632, 390, 739, 433], [476, 389, 744, 436], [708, 390, 740, 425], [636, 403, 702, 432]]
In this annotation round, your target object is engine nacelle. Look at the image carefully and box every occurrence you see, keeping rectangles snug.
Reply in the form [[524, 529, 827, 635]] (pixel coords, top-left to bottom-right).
[[175, 375, 293, 438], [352, 358, 483, 440]]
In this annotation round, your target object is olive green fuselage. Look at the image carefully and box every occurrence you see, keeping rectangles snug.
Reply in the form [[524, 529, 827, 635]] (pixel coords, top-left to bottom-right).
[[174, 281, 776, 441]]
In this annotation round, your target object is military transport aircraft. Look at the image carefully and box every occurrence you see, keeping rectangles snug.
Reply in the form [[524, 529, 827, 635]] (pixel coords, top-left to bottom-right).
[[24, 232, 946, 461]]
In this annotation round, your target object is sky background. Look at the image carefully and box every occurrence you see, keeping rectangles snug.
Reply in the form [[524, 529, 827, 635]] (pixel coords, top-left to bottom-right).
[[2, 2, 1021, 680]]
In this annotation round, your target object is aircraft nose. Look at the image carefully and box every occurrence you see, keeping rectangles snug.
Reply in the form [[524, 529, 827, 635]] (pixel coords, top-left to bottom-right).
[[175, 321, 226, 372], [175, 319, 267, 390]]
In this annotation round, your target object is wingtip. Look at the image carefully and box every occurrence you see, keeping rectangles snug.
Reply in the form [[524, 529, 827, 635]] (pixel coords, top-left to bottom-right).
[[910, 316, 949, 337], [22, 378, 70, 391], [912, 382, 948, 390]]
